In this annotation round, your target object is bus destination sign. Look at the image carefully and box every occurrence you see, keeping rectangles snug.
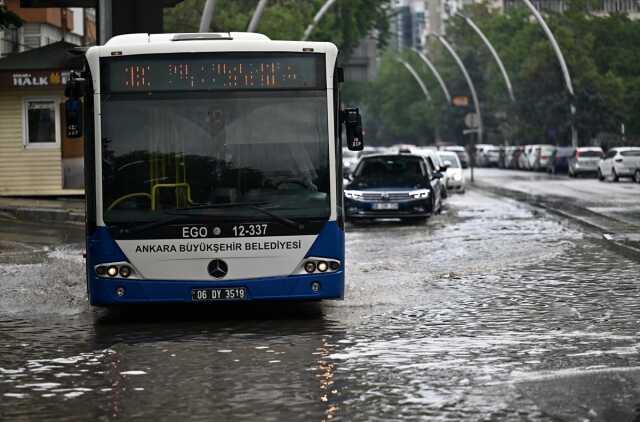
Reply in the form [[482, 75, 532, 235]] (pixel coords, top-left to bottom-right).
[[103, 53, 324, 92]]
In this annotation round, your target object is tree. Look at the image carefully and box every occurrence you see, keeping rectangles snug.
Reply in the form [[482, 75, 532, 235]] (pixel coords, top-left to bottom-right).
[[0, 5, 22, 30], [164, 0, 392, 61]]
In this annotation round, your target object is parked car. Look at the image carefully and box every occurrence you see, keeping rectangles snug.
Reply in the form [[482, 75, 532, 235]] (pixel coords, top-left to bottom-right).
[[519, 145, 534, 170], [485, 145, 501, 167], [438, 151, 465, 192], [568, 147, 603, 178], [420, 149, 449, 199], [444, 145, 470, 168], [344, 154, 444, 223], [343, 148, 359, 178], [598, 147, 640, 182], [504, 146, 522, 169], [546, 147, 574, 174], [531, 144, 555, 171]]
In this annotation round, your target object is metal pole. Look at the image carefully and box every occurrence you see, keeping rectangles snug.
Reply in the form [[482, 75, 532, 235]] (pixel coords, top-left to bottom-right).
[[302, 0, 338, 41], [411, 48, 452, 104], [199, 0, 217, 32], [98, 0, 112, 45], [396, 58, 432, 102], [521, 0, 577, 147], [457, 14, 515, 102], [247, 0, 269, 32], [429, 33, 482, 182]]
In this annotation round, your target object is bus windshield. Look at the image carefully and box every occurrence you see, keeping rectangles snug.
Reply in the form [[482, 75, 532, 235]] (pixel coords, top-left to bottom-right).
[[101, 91, 330, 226]]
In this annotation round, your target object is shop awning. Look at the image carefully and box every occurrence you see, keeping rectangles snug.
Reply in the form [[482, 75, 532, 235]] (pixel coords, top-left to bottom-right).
[[0, 41, 82, 71]]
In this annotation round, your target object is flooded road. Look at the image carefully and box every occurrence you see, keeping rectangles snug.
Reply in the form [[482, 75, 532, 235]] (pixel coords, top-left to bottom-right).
[[1, 190, 640, 421]]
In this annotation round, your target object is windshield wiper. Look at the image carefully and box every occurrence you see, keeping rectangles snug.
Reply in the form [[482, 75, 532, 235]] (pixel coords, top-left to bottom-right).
[[167, 202, 305, 231]]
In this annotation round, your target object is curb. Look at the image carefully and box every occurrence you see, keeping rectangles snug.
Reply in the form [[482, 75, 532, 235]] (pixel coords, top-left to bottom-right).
[[472, 181, 640, 261], [0, 205, 85, 225]]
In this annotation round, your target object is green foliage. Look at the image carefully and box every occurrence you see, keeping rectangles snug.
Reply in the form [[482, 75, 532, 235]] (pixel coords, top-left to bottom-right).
[[164, 0, 391, 60], [353, 3, 640, 146], [0, 5, 23, 30]]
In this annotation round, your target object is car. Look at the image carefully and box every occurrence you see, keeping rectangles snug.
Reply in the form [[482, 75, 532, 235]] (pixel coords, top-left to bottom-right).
[[474, 144, 501, 167], [444, 145, 470, 168], [504, 146, 523, 169], [531, 144, 555, 171], [568, 147, 603, 178], [546, 147, 574, 174], [344, 154, 444, 223], [519, 145, 534, 170], [598, 147, 640, 182], [342, 148, 359, 178], [438, 151, 465, 192]]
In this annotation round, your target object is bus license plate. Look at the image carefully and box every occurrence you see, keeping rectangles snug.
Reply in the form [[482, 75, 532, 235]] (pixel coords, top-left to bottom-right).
[[192, 287, 247, 301], [373, 203, 399, 210]]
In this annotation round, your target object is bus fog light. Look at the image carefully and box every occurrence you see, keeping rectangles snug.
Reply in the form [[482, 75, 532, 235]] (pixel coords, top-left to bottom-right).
[[317, 261, 328, 272], [119, 265, 132, 278], [304, 261, 316, 273], [107, 266, 118, 277], [311, 282, 321, 293], [115, 287, 125, 297], [329, 261, 340, 271]]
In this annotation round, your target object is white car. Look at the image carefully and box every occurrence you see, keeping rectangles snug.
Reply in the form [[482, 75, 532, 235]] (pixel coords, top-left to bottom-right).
[[598, 147, 640, 182], [438, 151, 465, 192], [530, 144, 555, 171], [343, 148, 359, 178]]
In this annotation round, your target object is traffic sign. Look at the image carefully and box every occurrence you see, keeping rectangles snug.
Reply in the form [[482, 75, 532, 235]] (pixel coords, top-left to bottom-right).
[[452, 95, 469, 107], [464, 113, 480, 128]]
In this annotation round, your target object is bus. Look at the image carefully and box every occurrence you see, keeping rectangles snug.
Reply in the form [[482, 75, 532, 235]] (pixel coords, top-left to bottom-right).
[[65, 32, 363, 306]]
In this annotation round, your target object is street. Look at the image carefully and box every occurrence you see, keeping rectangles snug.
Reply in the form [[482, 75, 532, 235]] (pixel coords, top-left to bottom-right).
[[2, 188, 640, 421]]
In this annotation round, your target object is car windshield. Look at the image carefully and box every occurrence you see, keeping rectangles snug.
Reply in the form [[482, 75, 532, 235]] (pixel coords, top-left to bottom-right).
[[352, 156, 426, 188], [579, 150, 603, 158], [101, 91, 330, 225], [439, 154, 460, 168]]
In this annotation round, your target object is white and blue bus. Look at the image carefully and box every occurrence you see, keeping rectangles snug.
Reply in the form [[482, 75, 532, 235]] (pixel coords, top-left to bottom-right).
[[65, 32, 363, 306]]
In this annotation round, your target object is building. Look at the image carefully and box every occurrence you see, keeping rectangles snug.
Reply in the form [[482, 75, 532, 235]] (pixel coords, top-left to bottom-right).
[[0, 0, 96, 58], [391, 0, 427, 50], [500, 0, 640, 17], [343, 35, 379, 82], [0, 1, 93, 195]]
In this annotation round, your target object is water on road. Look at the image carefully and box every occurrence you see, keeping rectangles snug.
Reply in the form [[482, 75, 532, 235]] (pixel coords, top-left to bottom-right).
[[1, 190, 639, 421]]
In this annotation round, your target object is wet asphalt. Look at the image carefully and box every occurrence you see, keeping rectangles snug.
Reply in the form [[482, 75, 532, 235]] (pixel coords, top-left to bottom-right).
[[1, 189, 640, 421]]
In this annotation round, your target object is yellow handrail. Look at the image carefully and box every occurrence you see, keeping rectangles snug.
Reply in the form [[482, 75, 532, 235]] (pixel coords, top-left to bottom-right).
[[107, 193, 152, 212], [151, 183, 193, 210]]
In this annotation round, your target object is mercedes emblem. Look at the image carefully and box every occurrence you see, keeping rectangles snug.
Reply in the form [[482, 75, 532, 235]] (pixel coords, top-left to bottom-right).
[[207, 259, 228, 279]]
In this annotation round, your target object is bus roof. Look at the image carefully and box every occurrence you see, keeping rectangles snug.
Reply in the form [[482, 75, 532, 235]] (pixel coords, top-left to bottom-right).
[[105, 32, 272, 47]]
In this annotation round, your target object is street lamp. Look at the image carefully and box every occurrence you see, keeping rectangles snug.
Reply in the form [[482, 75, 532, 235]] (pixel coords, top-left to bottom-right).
[[247, 0, 269, 32], [395, 58, 432, 103], [302, 0, 338, 41], [520, 0, 577, 147], [410, 48, 452, 105], [199, 0, 217, 32], [427, 33, 482, 182], [456, 13, 515, 102]]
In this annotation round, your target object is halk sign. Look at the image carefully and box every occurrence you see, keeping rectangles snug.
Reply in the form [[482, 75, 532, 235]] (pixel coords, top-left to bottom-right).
[[0, 70, 71, 89]]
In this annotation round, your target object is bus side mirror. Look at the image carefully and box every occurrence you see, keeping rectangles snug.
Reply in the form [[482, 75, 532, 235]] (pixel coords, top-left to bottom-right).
[[343, 108, 364, 151], [64, 78, 86, 139]]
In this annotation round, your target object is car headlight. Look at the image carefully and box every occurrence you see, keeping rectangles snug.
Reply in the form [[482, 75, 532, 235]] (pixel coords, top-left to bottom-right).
[[453, 174, 462, 181], [409, 189, 430, 199], [344, 190, 363, 200]]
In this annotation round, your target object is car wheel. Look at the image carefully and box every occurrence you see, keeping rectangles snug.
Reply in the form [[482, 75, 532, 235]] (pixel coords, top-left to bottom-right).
[[612, 168, 619, 182], [634, 169, 640, 184], [598, 169, 605, 181]]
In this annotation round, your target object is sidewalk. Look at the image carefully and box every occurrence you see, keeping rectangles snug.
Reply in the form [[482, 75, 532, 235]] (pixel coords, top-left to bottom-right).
[[471, 168, 640, 260], [0, 196, 85, 225]]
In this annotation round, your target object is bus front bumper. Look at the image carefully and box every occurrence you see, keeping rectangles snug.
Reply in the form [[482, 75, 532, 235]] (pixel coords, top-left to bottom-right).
[[88, 272, 344, 306]]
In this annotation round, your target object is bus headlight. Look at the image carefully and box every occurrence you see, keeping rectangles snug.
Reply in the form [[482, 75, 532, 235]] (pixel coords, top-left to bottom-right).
[[119, 265, 132, 278], [298, 258, 341, 275], [409, 189, 430, 199], [107, 266, 118, 277], [304, 261, 317, 273]]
